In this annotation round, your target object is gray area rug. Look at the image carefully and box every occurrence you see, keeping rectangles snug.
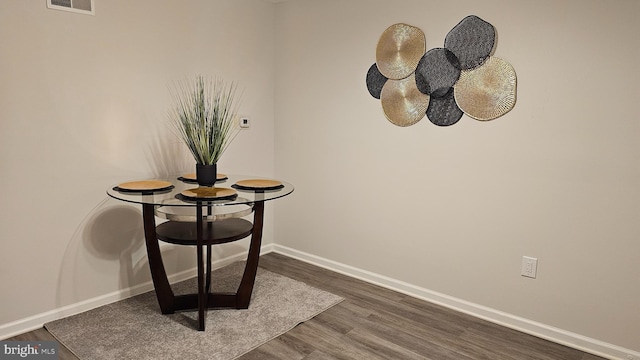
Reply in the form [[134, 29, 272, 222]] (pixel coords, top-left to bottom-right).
[[45, 262, 343, 359]]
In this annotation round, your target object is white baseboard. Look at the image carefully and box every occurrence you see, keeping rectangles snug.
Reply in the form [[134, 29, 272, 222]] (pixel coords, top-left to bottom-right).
[[270, 244, 639, 360], [0, 249, 256, 340], [3, 243, 637, 360]]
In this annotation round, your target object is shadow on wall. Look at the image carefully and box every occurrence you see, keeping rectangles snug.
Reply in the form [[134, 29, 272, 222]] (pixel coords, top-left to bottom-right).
[[145, 125, 193, 178], [83, 205, 145, 290], [55, 199, 192, 308]]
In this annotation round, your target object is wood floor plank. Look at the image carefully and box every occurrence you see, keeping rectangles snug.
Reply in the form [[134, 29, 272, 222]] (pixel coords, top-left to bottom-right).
[[361, 310, 481, 359], [344, 327, 432, 360], [236, 336, 306, 360], [314, 302, 443, 358], [236, 329, 321, 360], [287, 320, 390, 360], [257, 253, 607, 360], [6, 252, 608, 360], [460, 323, 584, 360], [303, 350, 341, 360]]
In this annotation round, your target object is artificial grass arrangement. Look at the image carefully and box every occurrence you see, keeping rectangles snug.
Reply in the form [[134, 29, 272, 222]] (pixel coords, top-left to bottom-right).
[[170, 75, 241, 166]]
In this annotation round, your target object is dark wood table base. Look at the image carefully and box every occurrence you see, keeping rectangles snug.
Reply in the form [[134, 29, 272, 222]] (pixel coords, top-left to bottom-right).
[[141, 201, 265, 331]]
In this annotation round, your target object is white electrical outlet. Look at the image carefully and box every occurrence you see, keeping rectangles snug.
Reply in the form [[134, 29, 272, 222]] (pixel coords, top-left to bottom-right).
[[521, 256, 538, 278]]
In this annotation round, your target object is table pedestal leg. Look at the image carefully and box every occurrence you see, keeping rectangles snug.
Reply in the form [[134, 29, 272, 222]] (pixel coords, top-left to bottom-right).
[[196, 204, 206, 331], [142, 204, 175, 314], [236, 201, 264, 308], [141, 201, 266, 330]]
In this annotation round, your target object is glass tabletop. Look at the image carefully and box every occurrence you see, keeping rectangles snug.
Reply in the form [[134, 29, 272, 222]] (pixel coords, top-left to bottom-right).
[[107, 174, 294, 207]]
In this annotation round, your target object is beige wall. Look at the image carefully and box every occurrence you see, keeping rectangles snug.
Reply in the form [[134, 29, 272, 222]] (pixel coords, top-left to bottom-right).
[[1, 0, 639, 357], [273, 0, 640, 355], [0, 0, 276, 330]]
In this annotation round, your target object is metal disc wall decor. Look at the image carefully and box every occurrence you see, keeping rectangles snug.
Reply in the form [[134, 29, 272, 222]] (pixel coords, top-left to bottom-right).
[[426, 88, 463, 126], [380, 73, 430, 127], [454, 56, 517, 121], [444, 15, 496, 70], [366, 63, 388, 99], [376, 23, 426, 80], [366, 16, 516, 127], [415, 48, 461, 98]]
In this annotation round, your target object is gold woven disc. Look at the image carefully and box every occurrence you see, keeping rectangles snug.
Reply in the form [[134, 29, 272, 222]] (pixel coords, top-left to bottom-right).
[[380, 73, 430, 127], [181, 187, 237, 199], [376, 23, 426, 80], [454, 57, 517, 121], [118, 180, 172, 191], [235, 179, 282, 189]]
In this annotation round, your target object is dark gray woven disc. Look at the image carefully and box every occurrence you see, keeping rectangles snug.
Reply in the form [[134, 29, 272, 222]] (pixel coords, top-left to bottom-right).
[[415, 48, 461, 98], [366, 63, 388, 99], [426, 88, 463, 126], [444, 15, 495, 70]]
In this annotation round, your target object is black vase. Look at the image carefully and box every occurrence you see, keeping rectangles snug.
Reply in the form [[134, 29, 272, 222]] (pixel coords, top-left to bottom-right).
[[196, 163, 217, 187]]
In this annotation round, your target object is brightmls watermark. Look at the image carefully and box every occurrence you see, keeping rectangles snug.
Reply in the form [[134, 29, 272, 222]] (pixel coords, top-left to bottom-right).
[[0, 342, 58, 359]]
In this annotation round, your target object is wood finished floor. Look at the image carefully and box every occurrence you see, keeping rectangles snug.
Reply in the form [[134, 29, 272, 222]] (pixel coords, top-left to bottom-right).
[[8, 253, 607, 360]]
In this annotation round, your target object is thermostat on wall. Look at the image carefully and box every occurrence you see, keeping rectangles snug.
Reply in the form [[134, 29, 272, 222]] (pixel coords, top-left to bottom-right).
[[240, 116, 250, 129]]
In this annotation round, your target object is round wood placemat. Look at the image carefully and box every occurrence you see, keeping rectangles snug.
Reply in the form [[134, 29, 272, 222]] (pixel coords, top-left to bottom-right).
[[234, 179, 283, 189], [180, 187, 237, 199], [118, 180, 173, 191]]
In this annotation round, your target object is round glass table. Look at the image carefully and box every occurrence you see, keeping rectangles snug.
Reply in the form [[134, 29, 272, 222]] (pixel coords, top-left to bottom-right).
[[107, 174, 294, 331]]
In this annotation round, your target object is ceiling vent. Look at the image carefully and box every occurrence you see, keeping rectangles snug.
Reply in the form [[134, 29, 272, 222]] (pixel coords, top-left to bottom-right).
[[47, 0, 94, 15]]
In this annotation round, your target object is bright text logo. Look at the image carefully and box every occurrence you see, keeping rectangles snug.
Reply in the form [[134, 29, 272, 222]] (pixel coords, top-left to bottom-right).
[[0, 342, 58, 359]]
